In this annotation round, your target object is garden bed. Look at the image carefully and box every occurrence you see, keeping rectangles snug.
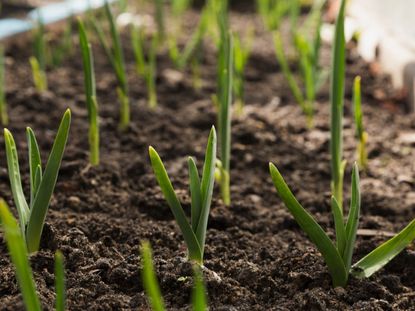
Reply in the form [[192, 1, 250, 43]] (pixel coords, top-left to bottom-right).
[[0, 3, 415, 310]]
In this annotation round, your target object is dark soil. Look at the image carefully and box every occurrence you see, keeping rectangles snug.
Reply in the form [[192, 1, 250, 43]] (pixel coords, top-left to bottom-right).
[[1, 4, 415, 311]]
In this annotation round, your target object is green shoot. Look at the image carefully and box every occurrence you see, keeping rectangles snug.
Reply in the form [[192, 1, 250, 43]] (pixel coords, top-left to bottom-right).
[[192, 266, 207, 311], [79, 19, 99, 166], [140, 241, 166, 311], [233, 30, 253, 116], [131, 27, 158, 108], [330, 0, 346, 208], [171, 0, 191, 17], [149, 127, 217, 264], [352, 219, 415, 278], [257, 0, 291, 31], [216, 6, 233, 206], [91, 2, 129, 130], [4, 109, 71, 253], [353, 76, 368, 169], [54, 251, 66, 311], [0, 200, 42, 311], [140, 242, 208, 311], [32, 12, 48, 92], [0, 200, 67, 310], [30, 56, 48, 92], [168, 9, 209, 70], [273, 32, 309, 122], [131, 26, 146, 76], [270, 162, 415, 287], [273, 2, 324, 128], [155, 0, 165, 42], [0, 45, 8, 125]]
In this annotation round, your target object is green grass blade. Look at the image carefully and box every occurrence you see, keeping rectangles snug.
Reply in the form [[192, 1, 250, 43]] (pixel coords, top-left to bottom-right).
[[54, 251, 66, 311], [192, 266, 207, 311], [131, 25, 147, 76], [79, 19, 97, 113], [196, 127, 217, 254], [26, 109, 71, 253], [353, 75, 363, 139], [331, 196, 345, 255], [79, 18, 99, 166], [4, 129, 30, 231], [342, 163, 361, 272], [104, 1, 128, 92], [90, 17, 116, 69], [27, 128, 42, 207], [149, 147, 202, 263], [177, 11, 208, 69], [273, 32, 305, 110], [188, 157, 202, 232], [330, 0, 346, 207], [352, 218, 415, 278], [140, 242, 165, 311], [0, 200, 41, 311], [154, 0, 165, 41], [0, 45, 8, 125], [29, 56, 48, 92], [218, 31, 232, 206], [269, 163, 347, 287]]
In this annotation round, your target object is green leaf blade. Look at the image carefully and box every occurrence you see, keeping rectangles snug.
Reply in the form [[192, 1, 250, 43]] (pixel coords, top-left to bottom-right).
[[269, 163, 347, 287], [26, 109, 71, 253], [195, 127, 217, 255], [330, 0, 346, 206], [343, 163, 361, 272], [149, 147, 202, 263], [331, 196, 346, 255], [352, 218, 415, 278], [27, 127, 42, 207], [54, 250, 66, 311], [188, 157, 202, 232], [140, 242, 165, 311], [4, 128, 30, 231], [0, 200, 41, 311]]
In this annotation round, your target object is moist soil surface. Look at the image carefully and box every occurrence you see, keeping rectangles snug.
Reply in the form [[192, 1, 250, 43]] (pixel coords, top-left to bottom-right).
[[1, 4, 415, 311]]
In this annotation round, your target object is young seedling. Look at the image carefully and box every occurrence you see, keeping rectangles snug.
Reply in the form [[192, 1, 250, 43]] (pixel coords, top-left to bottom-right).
[[233, 30, 253, 116], [330, 0, 346, 208], [155, 0, 165, 42], [168, 9, 209, 71], [257, 0, 291, 31], [353, 76, 368, 169], [131, 27, 158, 108], [0, 200, 67, 311], [4, 109, 71, 253], [31, 12, 48, 92], [168, 0, 192, 52], [91, 2, 129, 130], [55, 251, 66, 311], [140, 241, 166, 311], [269, 162, 415, 287], [79, 19, 100, 166], [140, 241, 208, 311], [273, 3, 324, 128], [0, 45, 8, 125], [149, 127, 216, 264], [0, 199, 42, 311], [216, 14, 233, 206]]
